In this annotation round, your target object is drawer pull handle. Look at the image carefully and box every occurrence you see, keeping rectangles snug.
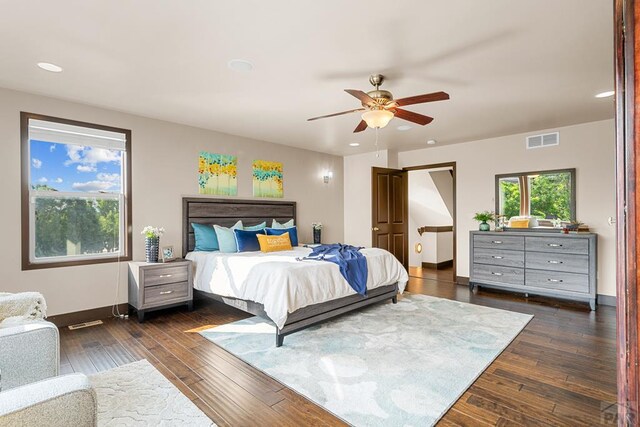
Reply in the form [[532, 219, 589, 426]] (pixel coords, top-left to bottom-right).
[[491, 272, 503, 276], [159, 290, 174, 295], [492, 256, 504, 259], [159, 274, 173, 278], [548, 243, 563, 247], [547, 279, 563, 283], [492, 240, 503, 244], [548, 260, 563, 264]]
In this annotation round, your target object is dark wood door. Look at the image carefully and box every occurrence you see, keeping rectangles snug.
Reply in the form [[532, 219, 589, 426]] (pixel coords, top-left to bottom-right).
[[371, 167, 408, 268], [615, 0, 640, 424]]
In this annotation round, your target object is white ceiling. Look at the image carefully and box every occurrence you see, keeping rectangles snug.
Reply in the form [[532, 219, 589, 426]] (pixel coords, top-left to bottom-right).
[[0, 1, 614, 156]]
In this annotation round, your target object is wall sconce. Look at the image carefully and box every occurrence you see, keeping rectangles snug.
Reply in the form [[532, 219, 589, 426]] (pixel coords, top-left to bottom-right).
[[322, 171, 333, 184], [415, 243, 423, 254]]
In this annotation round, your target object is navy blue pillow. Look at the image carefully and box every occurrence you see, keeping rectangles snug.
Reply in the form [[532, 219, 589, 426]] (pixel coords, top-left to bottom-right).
[[191, 223, 218, 251], [266, 226, 298, 247], [234, 229, 266, 252]]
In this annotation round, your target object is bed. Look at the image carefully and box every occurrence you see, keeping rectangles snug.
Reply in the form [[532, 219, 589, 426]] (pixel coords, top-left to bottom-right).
[[182, 197, 408, 346]]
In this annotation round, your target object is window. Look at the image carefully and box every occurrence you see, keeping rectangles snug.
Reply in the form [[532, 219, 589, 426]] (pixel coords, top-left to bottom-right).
[[21, 113, 132, 269], [496, 169, 575, 223]]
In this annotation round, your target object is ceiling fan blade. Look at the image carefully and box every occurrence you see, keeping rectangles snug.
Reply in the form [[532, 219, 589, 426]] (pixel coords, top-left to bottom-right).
[[353, 120, 368, 133], [394, 109, 434, 126], [395, 91, 450, 107], [307, 108, 365, 121], [345, 89, 377, 106]]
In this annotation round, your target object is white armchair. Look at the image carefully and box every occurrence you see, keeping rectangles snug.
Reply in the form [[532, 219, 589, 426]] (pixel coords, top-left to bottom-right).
[[0, 292, 97, 426]]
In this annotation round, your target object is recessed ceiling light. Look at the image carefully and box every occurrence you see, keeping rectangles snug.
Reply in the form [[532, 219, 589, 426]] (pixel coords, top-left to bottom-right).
[[397, 125, 412, 131], [595, 90, 615, 98], [349, 142, 360, 147], [228, 59, 254, 72], [37, 62, 63, 73], [427, 139, 437, 145]]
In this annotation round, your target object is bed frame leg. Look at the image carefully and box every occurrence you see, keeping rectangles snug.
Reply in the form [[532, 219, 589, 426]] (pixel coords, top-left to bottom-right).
[[276, 333, 284, 347], [392, 295, 398, 304]]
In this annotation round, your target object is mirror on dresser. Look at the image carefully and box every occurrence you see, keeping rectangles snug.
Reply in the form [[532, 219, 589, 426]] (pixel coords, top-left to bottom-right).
[[495, 168, 576, 229]]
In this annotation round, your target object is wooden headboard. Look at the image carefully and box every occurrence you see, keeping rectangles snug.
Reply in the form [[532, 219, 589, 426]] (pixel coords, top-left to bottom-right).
[[182, 197, 297, 256]]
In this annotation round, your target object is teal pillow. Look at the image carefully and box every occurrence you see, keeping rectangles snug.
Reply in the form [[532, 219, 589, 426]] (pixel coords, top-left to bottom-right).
[[271, 219, 294, 229], [214, 220, 243, 253], [244, 221, 266, 231], [191, 223, 218, 251]]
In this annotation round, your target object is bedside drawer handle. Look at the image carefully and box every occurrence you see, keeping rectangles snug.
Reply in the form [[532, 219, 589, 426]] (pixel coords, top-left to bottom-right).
[[159, 274, 173, 278], [492, 240, 503, 244], [547, 279, 564, 283], [492, 256, 504, 259], [491, 272, 503, 276], [159, 290, 174, 295], [548, 243, 563, 247], [548, 260, 563, 264]]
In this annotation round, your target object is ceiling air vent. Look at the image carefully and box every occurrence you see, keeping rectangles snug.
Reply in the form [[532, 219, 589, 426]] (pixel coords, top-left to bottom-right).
[[526, 132, 559, 149]]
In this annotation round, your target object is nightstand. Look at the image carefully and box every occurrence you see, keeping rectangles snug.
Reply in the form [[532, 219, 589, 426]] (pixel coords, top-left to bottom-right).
[[128, 260, 193, 322]]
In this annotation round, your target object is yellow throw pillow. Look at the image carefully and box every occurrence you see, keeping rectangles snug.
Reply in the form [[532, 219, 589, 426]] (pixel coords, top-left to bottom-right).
[[257, 232, 293, 252], [510, 219, 530, 228]]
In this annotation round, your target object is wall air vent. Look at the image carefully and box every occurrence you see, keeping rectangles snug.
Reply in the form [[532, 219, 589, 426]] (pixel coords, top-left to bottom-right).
[[526, 132, 559, 149]]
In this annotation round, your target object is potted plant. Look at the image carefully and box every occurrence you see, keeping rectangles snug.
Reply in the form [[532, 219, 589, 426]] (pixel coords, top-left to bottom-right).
[[473, 211, 495, 231], [141, 226, 165, 263], [312, 222, 323, 244]]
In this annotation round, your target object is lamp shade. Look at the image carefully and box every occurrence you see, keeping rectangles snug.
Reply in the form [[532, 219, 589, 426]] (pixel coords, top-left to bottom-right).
[[361, 110, 394, 129]]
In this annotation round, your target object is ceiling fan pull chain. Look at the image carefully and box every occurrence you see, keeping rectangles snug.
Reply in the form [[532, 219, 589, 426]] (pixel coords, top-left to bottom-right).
[[375, 127, 380, 158]]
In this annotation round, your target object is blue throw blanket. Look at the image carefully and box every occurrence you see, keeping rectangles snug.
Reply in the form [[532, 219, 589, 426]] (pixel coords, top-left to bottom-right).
[[298, 244, 368, 295]]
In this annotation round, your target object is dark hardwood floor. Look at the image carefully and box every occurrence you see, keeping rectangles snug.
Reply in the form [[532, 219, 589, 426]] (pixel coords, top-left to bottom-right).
[[59, 276, 617, 426], [409, 265, 456, 282]]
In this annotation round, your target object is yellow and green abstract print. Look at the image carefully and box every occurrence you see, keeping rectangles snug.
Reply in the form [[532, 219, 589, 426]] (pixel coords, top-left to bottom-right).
[[198, 152, 237, 196], [252, 160, 283, 198]]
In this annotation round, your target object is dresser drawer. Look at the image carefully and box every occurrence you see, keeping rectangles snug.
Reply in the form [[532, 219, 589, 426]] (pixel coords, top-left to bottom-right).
[[474, 248, 524, 268], [144, 281, 190, 306], [472, 264, 524, 286], [525, 270, 589, 294], [144, 265, 189, 287], [525, 236, 589, 255], [526, 252, 589, 274], [474, 234, 524, 251]]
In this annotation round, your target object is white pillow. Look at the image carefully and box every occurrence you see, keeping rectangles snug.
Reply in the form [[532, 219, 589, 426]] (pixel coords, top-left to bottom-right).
[[271, 219, 294, 229]]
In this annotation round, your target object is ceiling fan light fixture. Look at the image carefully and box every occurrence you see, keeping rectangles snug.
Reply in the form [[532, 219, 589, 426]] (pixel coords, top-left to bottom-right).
[[361, 110, 394, 129]]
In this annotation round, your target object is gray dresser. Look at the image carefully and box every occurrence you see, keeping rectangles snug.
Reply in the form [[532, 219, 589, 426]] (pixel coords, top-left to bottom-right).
[[128, 260, 194, 322], [469, 231, 597, 310]]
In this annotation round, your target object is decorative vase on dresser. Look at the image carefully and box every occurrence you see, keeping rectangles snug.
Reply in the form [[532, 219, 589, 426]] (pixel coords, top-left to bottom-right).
[[479, 221, 490, 231], [145, 237, 159, 263], [469, 231, 598, 310]]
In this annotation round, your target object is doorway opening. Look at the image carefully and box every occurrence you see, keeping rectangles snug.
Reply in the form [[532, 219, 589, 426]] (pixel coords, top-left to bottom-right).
[[406, 162, 456, 283]]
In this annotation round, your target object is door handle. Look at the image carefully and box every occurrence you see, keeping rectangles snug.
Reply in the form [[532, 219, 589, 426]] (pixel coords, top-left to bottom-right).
[[372, 227, 380, 231]]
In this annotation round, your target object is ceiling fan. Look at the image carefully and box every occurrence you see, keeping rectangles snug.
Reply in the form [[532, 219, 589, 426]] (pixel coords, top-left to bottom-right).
[[307, 74, 450, 132]]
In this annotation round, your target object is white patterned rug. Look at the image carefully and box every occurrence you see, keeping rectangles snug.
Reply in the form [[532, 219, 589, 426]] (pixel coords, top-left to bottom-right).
[[90, 359, 214, 426], [200, 293, 532, 426]]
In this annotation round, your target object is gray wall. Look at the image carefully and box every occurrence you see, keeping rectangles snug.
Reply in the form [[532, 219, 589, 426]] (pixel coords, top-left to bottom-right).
[[0, 87, 344, 315]]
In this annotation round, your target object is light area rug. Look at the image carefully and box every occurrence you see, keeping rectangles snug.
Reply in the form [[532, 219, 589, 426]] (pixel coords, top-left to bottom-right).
[[200, 293, 533, 427], [89, 359, 214, 426]]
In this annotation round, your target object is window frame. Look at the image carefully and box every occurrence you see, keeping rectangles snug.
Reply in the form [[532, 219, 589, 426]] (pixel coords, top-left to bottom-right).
[[20, 112, 132, 270], [494, 168, 576, 222]]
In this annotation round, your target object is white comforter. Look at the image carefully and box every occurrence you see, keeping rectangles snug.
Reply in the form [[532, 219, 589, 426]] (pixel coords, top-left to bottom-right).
[[186, 247, 408, 329]]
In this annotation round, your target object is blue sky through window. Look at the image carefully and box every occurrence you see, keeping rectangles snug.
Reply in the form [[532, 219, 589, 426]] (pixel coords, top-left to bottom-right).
[[30, 140, 122, 193]]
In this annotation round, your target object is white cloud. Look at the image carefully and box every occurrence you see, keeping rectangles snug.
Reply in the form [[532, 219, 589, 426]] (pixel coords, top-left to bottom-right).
[[38, 177, 48, 183], [96, 173, 120, 182], [77, 165, 97, 173], [49, 144, 56, 152], [65, 145, 120, 166], [54, 178, 63, 183], [32, 158, 42, 169], [71, 181, 117, 192]]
